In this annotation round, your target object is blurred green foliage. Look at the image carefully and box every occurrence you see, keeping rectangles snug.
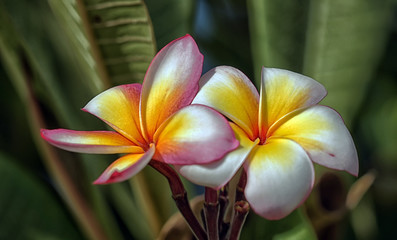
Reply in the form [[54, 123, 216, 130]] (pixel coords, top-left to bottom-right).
[[0, 152, 82, 240], [1, 0, 397, 239]]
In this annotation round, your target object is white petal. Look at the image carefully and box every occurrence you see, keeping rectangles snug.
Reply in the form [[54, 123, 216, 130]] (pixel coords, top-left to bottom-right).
[[270, 105, 358, 176], [244, 138, 314, 220]]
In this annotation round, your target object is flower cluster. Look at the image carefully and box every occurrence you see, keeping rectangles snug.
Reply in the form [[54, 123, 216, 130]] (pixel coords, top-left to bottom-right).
[[41, 35, 358, 237], [178, 65, 358, 219]]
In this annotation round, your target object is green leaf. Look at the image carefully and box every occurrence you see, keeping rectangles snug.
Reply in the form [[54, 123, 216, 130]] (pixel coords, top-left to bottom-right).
[[303, 0, 393, 126], [0, 4, 125, 239], [196, 0, 253, 79], [49, 0, 157, 88], [0, 152, 83, 240], [0, 2, 154, 239], [247, 0, 393, 126], [145, 0, 195, 49], [361, 75, 397, 165], [81, 0, 156, 84], [47, 0, 108, 94], [247, 0, 310, 87], [240, 208, 317, 240]]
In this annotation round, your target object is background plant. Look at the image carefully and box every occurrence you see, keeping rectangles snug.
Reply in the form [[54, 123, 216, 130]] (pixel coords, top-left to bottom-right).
[[0, 0, 396, 239]]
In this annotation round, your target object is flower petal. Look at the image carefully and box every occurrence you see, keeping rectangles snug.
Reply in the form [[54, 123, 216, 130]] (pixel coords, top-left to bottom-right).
[[193, 66, 259, 140], [83, 84, 145, 146], [259, 68, 327, 139], [94, 144, 155, 184], [244, 138, 314, 220], [270, 105, 359, 176], [41, 129, 143, 154], [176, 123, 258, 189], [153, 105, 239, 165], [140, 34, 203, 140]]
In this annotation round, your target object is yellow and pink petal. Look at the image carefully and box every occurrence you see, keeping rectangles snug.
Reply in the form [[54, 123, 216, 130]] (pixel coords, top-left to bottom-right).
[[244, 138, 315, 220], [140, 34, 203, 140], [40, 129, 143, 154], [153, 105, 239, 165], [258, 67, 327, 139], [193, 66, 259, 140], [82, 84, 145, 146], [269, 105, 359, 176], [94, 144, 155, 184], [176, 122, 259, 189]]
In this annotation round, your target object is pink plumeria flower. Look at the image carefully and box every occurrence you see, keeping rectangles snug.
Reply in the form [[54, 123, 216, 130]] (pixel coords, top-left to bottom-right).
[[177, 66, 358, 220], [41, 35, 238, 184]]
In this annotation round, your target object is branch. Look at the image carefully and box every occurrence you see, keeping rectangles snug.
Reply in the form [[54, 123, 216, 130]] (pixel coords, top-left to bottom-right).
[[149, 161, 207, 240]]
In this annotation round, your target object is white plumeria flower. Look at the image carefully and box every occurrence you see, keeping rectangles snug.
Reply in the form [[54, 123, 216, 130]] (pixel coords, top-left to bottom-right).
[[177, 66, 358, 220]]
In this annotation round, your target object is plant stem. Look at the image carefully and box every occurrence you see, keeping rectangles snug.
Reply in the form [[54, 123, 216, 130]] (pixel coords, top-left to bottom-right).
[[149, 161, 207, 240], [235, 171, 247, 202], [218, 187, 230, 238], [228, 201, 250, 240], [204, 188, 220, 240]]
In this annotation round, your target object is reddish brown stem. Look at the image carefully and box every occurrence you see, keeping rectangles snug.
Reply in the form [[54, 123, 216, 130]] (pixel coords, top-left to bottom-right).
[[149, 161, 207, 240], [235, 171, 247, 202], [204, 188, 219, 240], [228, 201, 250, 240], [218, 187, 229, 238]]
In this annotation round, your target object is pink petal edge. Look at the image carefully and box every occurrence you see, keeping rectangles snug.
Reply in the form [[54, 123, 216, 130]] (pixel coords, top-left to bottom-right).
[[139, 34, 204, 140], [153, 104, 239, 165], [93, 144, 155, 184], [40, 129, 141, 154]]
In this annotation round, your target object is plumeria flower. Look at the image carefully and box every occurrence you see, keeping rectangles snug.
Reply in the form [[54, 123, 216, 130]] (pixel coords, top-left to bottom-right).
[[41, 35, 238, 184], [177, 66, 358, 220]]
